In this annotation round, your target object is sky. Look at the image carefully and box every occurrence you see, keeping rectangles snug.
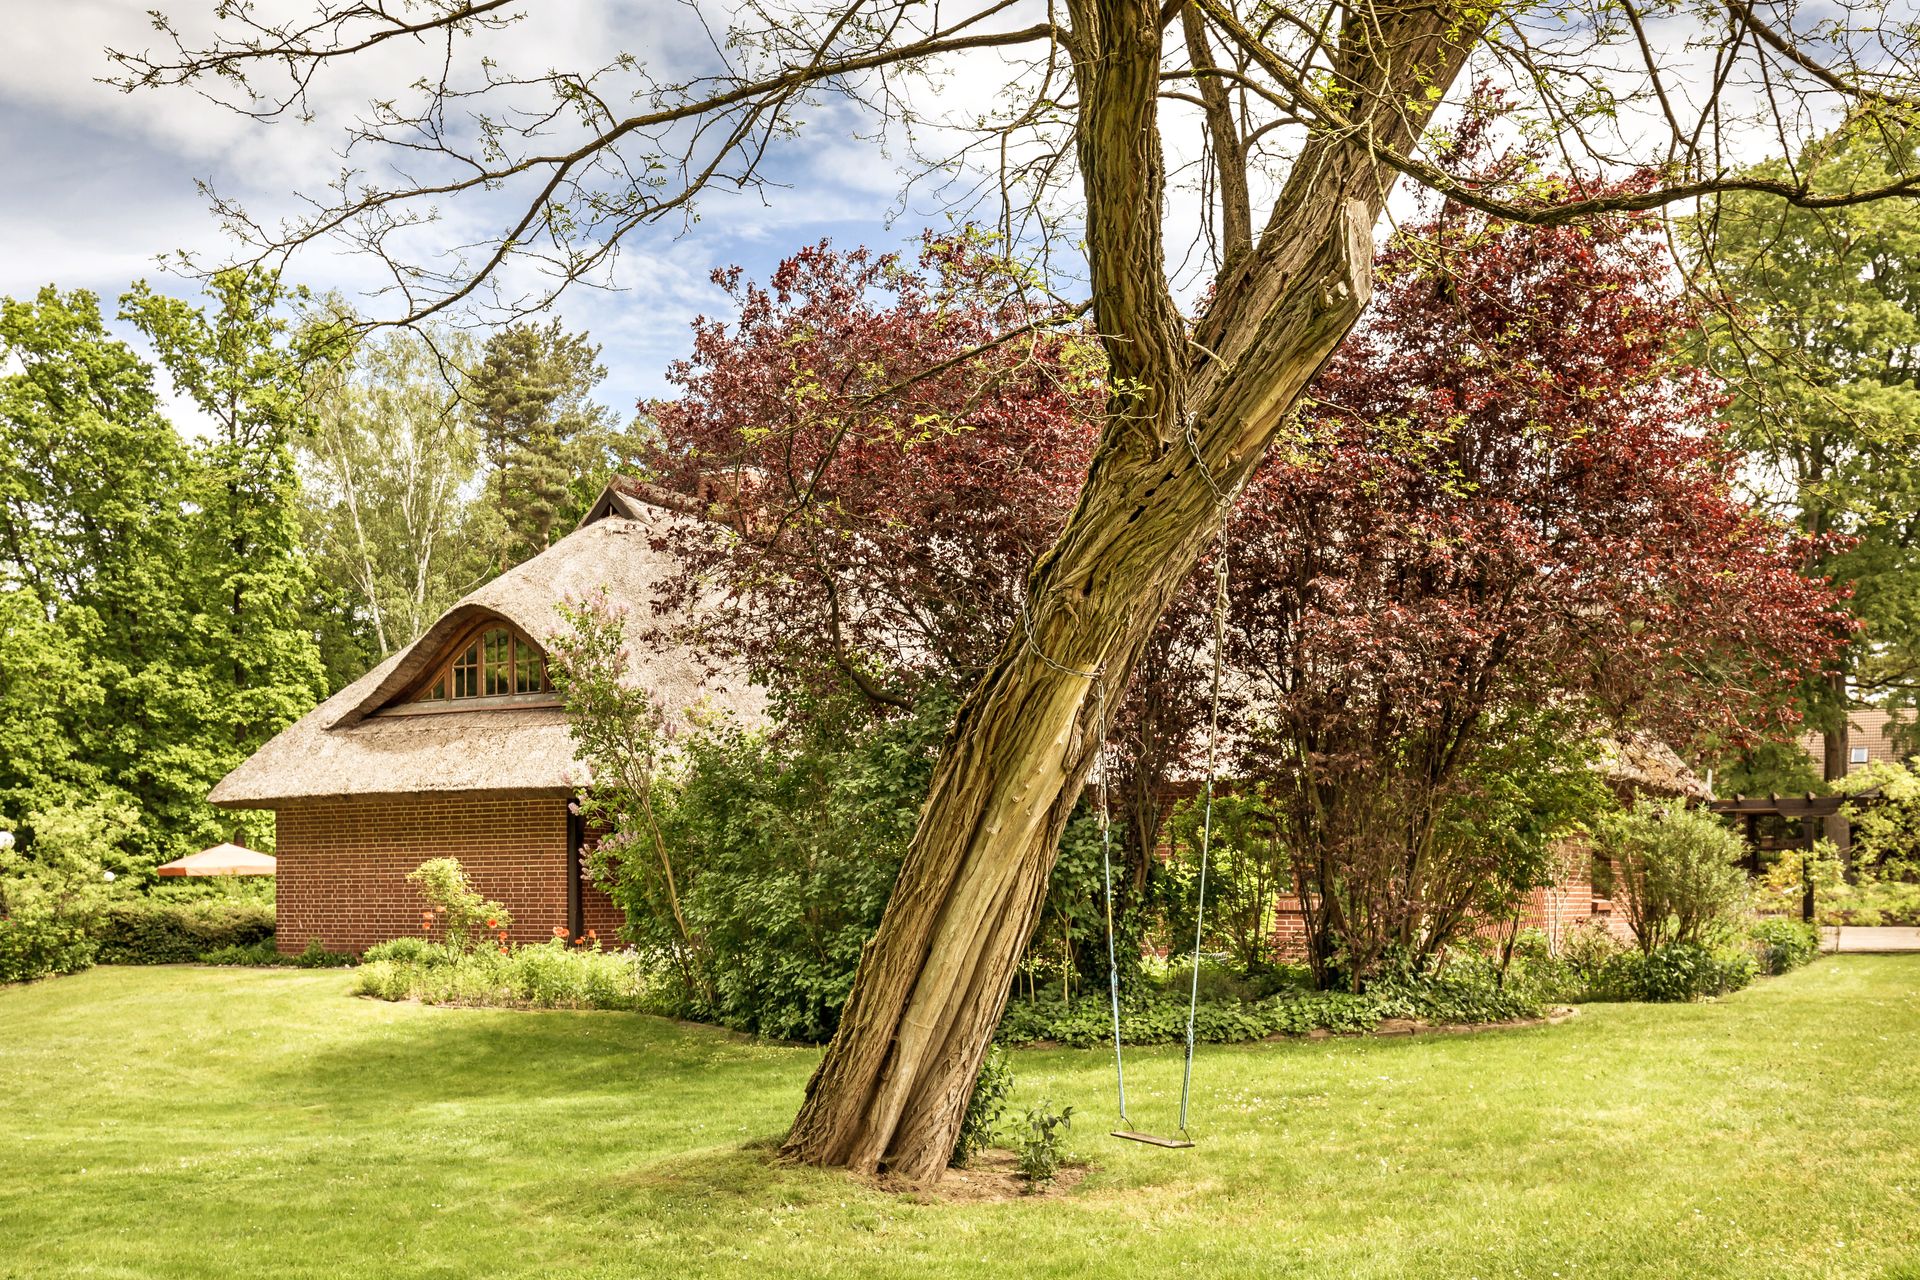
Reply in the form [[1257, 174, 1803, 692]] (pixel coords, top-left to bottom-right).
[[0, 1, 933, 429], [0, 1, 1858, 438]]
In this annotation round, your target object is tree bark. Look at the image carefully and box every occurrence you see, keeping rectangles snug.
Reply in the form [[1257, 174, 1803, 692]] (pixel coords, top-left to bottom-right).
[[782, 0, 1482, 1182]]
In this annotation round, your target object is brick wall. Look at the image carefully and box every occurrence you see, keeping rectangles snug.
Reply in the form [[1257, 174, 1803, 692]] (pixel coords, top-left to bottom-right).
[[1266, 834, 1637, 959], [273, 792, 623, 954]]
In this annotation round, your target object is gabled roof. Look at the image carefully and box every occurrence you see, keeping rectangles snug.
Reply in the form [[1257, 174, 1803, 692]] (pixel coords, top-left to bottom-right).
[[210, 489, 761, 808]]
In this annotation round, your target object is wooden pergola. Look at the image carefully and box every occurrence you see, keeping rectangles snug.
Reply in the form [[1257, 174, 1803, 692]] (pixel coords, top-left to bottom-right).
[[1709, 792, 1879, 921]]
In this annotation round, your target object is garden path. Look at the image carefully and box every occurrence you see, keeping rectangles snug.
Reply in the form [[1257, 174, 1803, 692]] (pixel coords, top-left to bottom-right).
[[1822, 925, 1920, 952]]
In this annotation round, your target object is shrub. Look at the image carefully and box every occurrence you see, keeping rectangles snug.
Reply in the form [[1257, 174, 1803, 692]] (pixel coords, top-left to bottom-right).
[[1591, 800, 1749, 952], [586, 686, 952, 1042], [992, 974, 1535, 1047], [291, 938, 354, 968], [352, 938, 654, 1012], [953, 1046, 1014, 1168], [198, 939, 282, 966], [92, 897, 275, 964], [1015, 1100, 1074, 1189], [406, 858, 511, 951], [360, 936, 451, 967], [1588, 942, 1757, 1002], [0, 804, 122, 983], [1749, 918, 1820, 975]]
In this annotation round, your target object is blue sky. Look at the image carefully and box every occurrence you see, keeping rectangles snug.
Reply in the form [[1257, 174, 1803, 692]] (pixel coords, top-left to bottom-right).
[[0, 1, 945, 429]]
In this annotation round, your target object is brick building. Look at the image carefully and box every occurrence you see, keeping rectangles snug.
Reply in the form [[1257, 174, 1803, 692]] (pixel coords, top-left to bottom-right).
[[209, 482, 760, 954], [1256, 735, 1714, 958]]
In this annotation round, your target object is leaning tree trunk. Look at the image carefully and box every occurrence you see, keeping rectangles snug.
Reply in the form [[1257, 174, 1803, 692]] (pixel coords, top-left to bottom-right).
[[782, 0, 1482, 1182]]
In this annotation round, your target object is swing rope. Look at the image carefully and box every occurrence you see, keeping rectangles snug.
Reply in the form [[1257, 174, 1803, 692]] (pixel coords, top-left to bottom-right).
[[1097, 422, 1235, 1147], [1035, 419, 1236, 1149]]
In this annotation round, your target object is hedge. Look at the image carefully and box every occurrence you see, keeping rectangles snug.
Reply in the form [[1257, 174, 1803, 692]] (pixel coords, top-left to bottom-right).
[[92, 898, 276, 964]]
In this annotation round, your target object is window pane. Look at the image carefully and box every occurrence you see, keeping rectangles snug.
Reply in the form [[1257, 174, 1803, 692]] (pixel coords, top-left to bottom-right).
[[514, 640, 542, 694], [452, 640, 480, 698], [426, 676, 446, 701], [484, 629, 511, 696]]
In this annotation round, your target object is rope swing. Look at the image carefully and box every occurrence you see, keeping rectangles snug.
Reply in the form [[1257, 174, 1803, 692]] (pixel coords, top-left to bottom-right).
[[1099, 517, 1231, 1150]]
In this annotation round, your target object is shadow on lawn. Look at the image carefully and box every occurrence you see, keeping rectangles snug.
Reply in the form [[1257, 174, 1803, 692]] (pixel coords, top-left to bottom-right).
[[270, 999, 818, 1116]]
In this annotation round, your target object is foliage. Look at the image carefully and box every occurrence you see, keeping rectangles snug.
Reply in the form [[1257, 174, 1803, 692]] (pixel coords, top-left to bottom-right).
[[295, 320, 494, 669], [644, 232, 1101, 713], [467, 319, 625, 570], [952, 1045, 1015, 1168], [1591, 801, 1751, 953], [0, 278, 326, 868], [557, 590, 950, 1041], [1014, 1100, 1074, 1189], [0, 805, 121, 983], [1813, 874, 1920, 926], [1000, 988, 1392, 1047], [1159, 787, 1290, 975], [1587, 943, 1760, 1003], [1749, 919, 1821, 975], [404, 857, 512, 953], [352, 939, 654, 1011], [1225, 203, 1842, 990], [647, 689, 950, 1041], [1837, 757, 1920, 880], [1689, 121, 1920, 713], [92, 895, 276, 965], [197, 939, 284, 966], [548, 590, 705, 999]]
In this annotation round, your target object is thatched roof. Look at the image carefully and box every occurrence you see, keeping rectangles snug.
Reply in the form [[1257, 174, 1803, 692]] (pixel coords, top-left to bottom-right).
[[210, 493, 761, 808], [1594, 734, 1713, 801]]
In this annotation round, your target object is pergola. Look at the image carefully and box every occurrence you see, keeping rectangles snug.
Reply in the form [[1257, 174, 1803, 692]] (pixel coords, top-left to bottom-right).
[[1708, 792, 1878, 921]]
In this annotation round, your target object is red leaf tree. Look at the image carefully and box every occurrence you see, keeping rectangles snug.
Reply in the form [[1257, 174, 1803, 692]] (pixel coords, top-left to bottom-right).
[[644, 233, 1101, 710], [1223, 198, 1852, 986]]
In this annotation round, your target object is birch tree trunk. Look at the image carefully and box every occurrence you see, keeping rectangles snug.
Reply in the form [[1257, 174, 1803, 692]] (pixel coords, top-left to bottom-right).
[[783, 0, 1484, 1182]]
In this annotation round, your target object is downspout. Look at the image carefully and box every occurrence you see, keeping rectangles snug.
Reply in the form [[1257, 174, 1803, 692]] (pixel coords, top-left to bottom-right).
[[567, 802, 585, 942]]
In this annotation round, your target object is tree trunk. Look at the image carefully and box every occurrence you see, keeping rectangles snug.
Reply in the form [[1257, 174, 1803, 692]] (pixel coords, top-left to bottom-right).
[[782, 0, 1480, 1182], [1822, 669, 1852, 868]]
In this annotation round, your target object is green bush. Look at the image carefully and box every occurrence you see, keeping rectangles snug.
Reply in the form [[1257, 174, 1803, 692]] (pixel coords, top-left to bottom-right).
[[197, 939, 283, 966], [406, 857, 511, 951], [953, 1045, 1014, 1168], [0, 803, 125, 983], [1015, 1100, 1074, 1189], [993, 975, 1535, 1047], [1591, 800, 1749, 952], [353, 939, 655, 1011], [1749, 918, 1820, 975], [1588, 942, 1757, 1002], [92, 897, 275, 964], [591, 689, 953, 1042]]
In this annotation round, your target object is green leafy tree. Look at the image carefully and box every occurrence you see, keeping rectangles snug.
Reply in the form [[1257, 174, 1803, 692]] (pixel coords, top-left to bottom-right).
[[466, 320, 622, 570], [0, 288, 196, 866], [1692, 121, 1920, 790], [122, 270, 330, 775], [297, 322, 493, 664]]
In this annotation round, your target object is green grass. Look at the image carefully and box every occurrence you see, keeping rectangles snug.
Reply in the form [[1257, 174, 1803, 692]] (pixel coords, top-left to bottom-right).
[[3, 961, 1919, 1279]]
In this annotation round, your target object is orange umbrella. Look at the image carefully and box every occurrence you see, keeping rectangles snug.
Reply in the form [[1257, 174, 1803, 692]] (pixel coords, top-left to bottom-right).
[[155, 843, 277, 877]]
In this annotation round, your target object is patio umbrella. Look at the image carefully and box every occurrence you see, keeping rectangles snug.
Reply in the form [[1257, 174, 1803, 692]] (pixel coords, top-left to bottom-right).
[[155, 843, 277, 877]]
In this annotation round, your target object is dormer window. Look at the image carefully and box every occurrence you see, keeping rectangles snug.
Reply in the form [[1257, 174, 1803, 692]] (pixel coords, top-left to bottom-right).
[[398, 621, 554, 711]]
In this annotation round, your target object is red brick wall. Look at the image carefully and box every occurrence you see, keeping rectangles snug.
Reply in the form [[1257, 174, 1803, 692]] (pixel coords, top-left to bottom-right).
[[272, 793, 624, 954], [1266, 834, 1637, 959]]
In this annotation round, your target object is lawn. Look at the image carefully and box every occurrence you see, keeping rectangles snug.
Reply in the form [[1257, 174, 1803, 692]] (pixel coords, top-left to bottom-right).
[[3, 961, 1919, 1279]]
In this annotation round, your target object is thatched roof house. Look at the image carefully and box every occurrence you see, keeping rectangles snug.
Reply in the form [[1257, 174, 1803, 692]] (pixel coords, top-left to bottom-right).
[[211, 482, 759, 953]]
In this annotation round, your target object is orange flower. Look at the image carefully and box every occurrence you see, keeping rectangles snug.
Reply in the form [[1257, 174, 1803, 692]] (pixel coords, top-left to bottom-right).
[[586, 929, 597, 940], [498, 946, 509, 955], [486, 918, 497, 928], [551, 925, 567, 937]]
